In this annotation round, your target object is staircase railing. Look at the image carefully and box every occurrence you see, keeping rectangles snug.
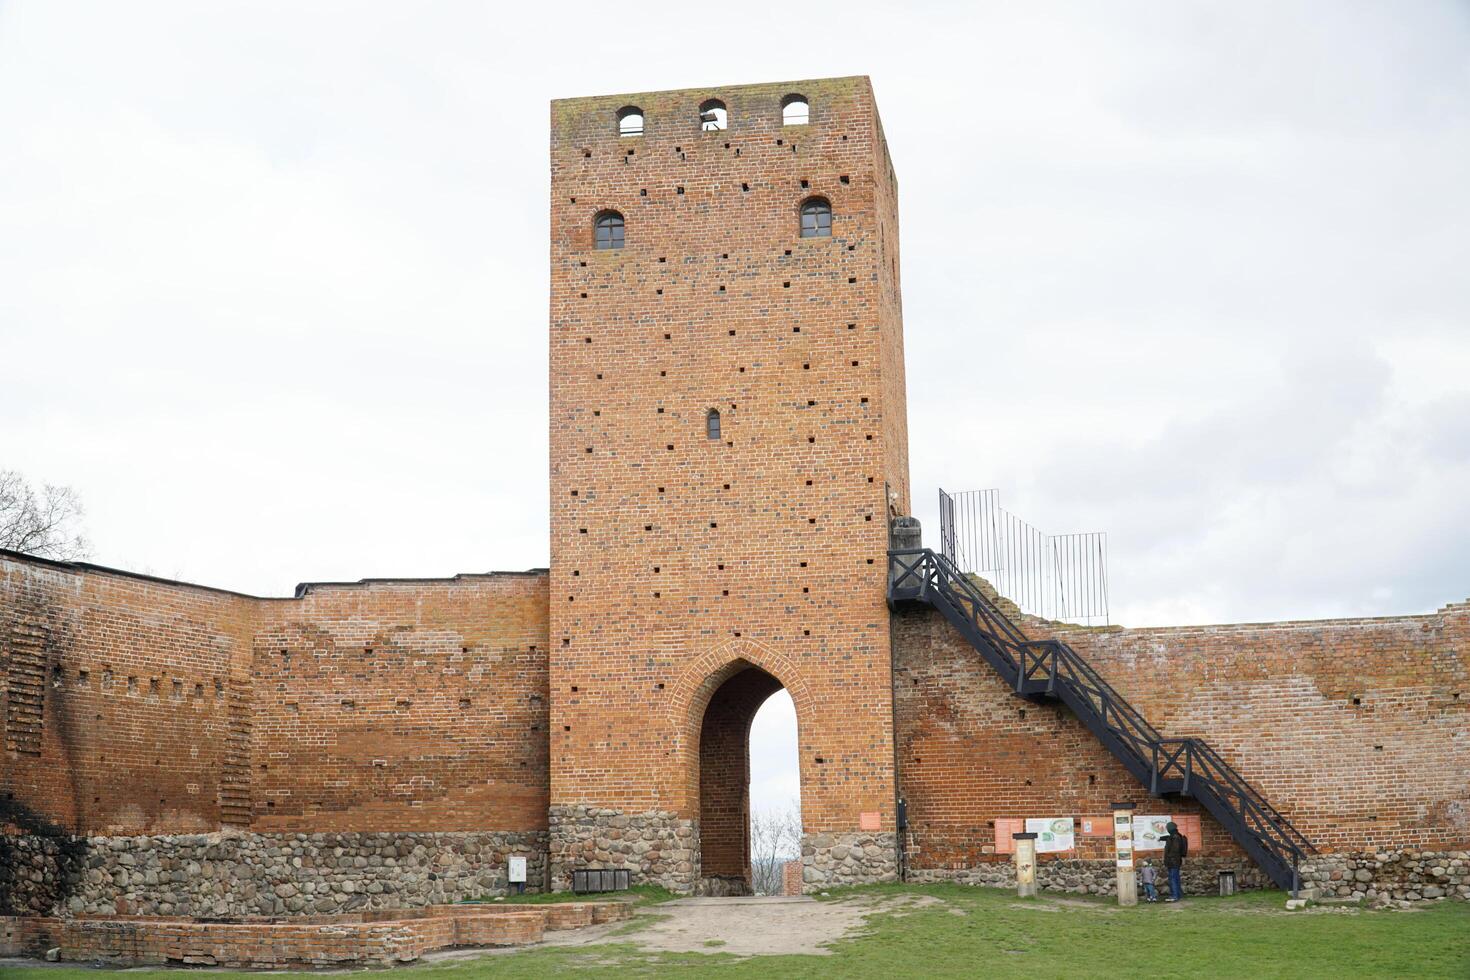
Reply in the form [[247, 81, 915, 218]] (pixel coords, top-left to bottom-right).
[[889, 546, 1315, 892]]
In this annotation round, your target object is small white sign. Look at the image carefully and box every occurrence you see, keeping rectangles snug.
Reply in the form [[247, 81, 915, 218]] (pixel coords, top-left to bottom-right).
[[508, 856, 527, 883]]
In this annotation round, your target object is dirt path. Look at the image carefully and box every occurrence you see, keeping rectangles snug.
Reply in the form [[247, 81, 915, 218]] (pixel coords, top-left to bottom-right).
[[631, 896, 869, 956]]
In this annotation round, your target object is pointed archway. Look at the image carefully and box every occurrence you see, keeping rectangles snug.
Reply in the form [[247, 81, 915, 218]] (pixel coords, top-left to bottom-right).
[[697, 664, 783, 893], [667, 639, 816, 895]]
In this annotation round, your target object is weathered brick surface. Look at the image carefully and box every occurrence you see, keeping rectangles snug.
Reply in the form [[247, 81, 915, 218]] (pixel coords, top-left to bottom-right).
[[547, 76, 908, 888], [250, 576, 550, 833], [893, 597, 1470, 880], [1049, 605, 1470, 853], [0, 903, 581, 967], [0, 554, 551, 840], [1, 554, 253, 836], [781, 858, 803, 895]]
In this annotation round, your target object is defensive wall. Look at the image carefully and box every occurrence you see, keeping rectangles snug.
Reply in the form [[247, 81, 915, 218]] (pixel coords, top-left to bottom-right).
[[893, 588, 1470, 902], [4, 546, 1465, 915], [1, 551, 551, 917]]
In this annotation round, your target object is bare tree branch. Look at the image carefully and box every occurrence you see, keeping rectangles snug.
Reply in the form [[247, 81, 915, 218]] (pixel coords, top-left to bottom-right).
[[0, 468, 90, 561], [749, 801, 802, 895]]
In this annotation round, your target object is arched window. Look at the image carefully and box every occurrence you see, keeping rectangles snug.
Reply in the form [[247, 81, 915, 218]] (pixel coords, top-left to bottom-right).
[[782, 94, 809, 126], [699, 99, 727, 131], [799, 197, 831, 238], [706, 409, 721, 440], [617, 106, 644, 137], [594, 210, 625, 249]]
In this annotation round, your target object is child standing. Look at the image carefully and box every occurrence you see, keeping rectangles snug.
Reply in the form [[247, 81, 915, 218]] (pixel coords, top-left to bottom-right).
[[1140, 861, 1158, 902]]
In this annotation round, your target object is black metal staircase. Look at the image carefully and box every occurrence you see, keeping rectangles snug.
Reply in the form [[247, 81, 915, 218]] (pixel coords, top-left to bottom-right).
[[888, 547, 1315, 892]]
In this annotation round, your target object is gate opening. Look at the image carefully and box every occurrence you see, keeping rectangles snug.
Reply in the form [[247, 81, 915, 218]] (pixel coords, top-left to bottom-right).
[[697, 664, 801, 895]]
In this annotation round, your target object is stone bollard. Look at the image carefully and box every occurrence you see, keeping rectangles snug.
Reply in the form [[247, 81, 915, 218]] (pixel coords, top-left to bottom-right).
[[1013, 832, 1038, 898], [1112, 802, 1137, 907]]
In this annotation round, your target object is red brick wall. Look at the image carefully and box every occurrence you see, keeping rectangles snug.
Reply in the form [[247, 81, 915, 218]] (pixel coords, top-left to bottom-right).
[[1050, 603, 1470, 852], [2, 906, 564, 967], [1, 552, 254, 835], [1, 552, 552, 838], [250, 575, 550, 832], [893, 597, 1470, 872], [782, 858, 804, 895], [547, 76, 908, 836]]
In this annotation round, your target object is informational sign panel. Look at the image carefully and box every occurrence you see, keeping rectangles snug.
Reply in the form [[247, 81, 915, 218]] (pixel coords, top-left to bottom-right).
[[1024, 817, 1076, 853], [508, 856, 527, 883], [1133, 815, 1171, 851], [993, 818, 1026, 853], [1114, 811, 1135, 869], [1132, 815, 1203, 851]]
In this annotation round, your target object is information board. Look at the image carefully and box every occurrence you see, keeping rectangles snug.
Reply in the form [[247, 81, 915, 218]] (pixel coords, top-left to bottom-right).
[[1133, 815, 1170, 851], [1024, 817, 1076, 853]]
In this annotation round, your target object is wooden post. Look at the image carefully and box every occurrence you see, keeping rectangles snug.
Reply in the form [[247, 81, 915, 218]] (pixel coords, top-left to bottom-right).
[[1013, 832, 1038, 898], [1112, 802, 1137, 907]]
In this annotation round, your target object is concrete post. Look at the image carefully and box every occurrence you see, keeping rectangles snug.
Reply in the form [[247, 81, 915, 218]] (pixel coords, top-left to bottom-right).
[[1013, 832, 1038, 898], [1112, 802, 1137, 907]]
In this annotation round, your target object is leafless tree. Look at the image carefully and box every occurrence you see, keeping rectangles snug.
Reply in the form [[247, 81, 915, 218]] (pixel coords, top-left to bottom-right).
[[749, 801, 802, 895], [0, 469, 89, 560]]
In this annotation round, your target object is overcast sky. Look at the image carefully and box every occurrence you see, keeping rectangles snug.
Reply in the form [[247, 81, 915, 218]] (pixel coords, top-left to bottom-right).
[[3, 2, 1467, 824]]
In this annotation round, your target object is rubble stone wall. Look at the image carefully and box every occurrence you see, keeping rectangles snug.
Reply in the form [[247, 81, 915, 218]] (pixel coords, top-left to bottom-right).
[[0, 831, 547, 918]]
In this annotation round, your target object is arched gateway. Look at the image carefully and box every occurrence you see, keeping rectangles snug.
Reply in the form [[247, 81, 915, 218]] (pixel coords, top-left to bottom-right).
[[668, 641, 813, 893], [546, 77, 908, 893]]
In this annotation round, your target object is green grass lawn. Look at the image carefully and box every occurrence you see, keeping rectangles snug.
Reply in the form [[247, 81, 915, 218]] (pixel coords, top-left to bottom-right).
[[18, 885, 1470, 979]]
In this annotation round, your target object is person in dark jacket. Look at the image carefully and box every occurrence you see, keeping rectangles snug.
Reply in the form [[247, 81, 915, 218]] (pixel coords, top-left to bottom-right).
[[1162, 821, 1189, 901]]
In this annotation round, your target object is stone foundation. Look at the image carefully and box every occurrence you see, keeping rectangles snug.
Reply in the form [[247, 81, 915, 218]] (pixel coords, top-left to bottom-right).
[[695, 874, 751, 896], [1301, 850, 1469, 905], [801, 831, 899, 889], [0, 831, 547, 918], [906, 856, 1267, 896], [548, 806, 698, 892]]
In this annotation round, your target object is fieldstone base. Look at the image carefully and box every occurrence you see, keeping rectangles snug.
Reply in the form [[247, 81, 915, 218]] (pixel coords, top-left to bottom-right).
[[548, 805, 698, 893], [906, 856, 1264, 896], [696, 874, 751, 896], [801, 831, 899, 889], [1301, 850, 1469, 905], [0, 831, 547, 918]]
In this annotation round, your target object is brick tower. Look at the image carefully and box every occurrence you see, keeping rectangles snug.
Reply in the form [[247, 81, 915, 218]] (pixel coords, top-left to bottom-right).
[[548, 77, 909, 893]]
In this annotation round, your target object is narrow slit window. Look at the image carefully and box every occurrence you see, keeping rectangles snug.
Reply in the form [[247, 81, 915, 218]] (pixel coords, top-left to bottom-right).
[[782, 94, 810, 126], [799, 196, 832, 238], [618, 106, 644, 137], [594, 210, 625, 250], [699, 99, 727, 131], [706, 409, 721, 440]]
